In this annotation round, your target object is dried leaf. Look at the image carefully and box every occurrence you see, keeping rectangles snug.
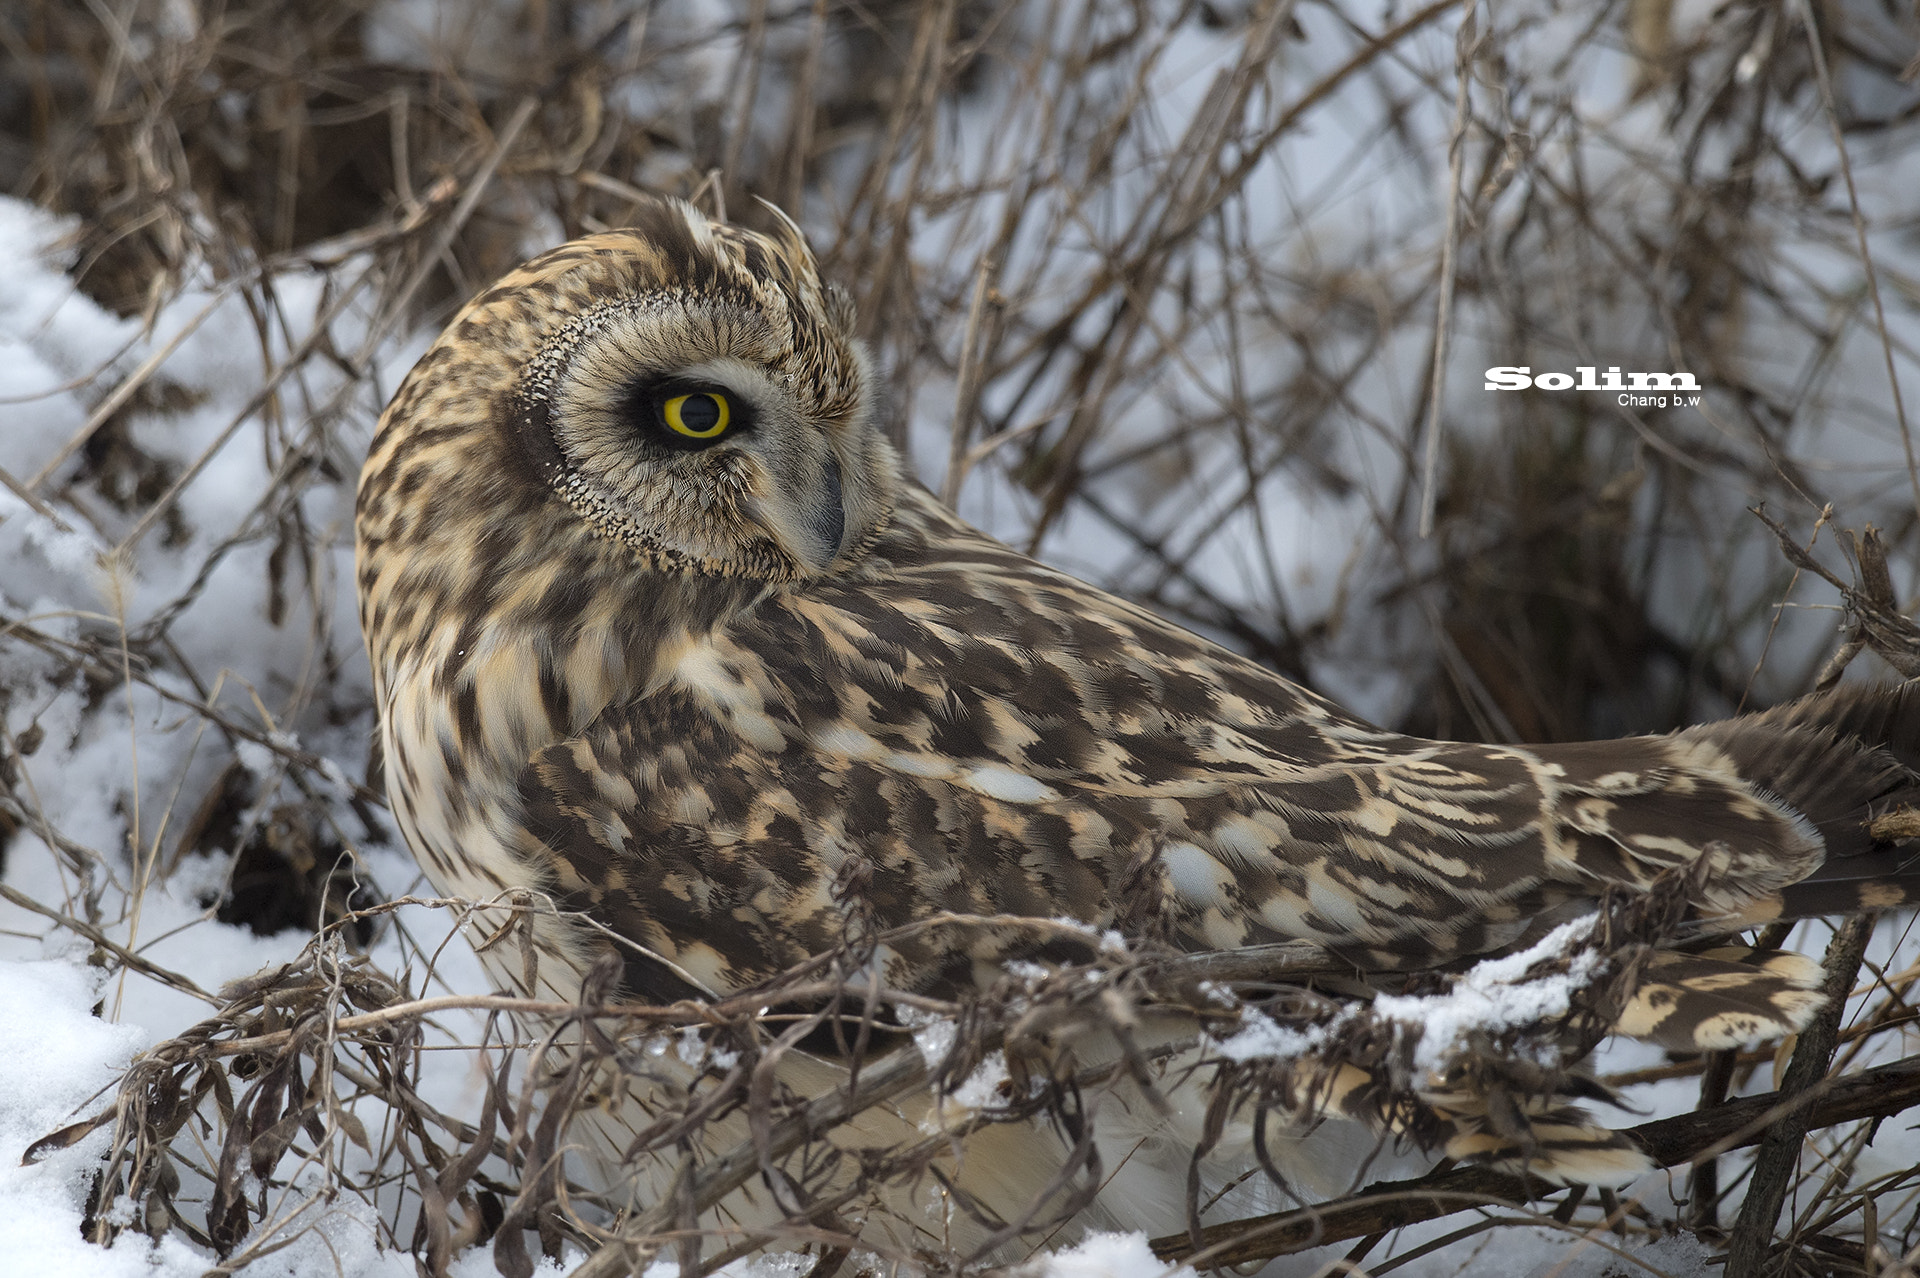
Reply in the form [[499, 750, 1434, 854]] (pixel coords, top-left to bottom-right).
[[334, 1106, 371, 1154], [22, 1110, 112, 1165]]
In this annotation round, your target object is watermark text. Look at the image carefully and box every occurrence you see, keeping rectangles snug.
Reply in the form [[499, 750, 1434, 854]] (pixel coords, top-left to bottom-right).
[[1484, 366, 1701, 408]]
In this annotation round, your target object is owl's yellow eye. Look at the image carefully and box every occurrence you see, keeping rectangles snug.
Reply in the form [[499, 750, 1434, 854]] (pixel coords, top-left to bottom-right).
[[662, 391, 731, 439]]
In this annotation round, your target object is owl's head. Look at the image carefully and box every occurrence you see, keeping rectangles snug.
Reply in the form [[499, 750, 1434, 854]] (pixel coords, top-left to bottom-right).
[[362, 196, 895, 586]]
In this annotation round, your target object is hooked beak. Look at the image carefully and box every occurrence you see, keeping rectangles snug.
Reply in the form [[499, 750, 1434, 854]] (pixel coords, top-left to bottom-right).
[[750, 450, 846, 574], [810, 453, 846, 565]]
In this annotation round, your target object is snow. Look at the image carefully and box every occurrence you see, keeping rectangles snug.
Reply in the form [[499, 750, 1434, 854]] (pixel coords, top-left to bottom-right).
[[1373, 917, 1607, 1074], [0, 193, 507, 1273], [945, 1049, 1016, 1112], [0, 963, 144, 1264], [0, 204, 138, 462], [1364, 1224, 1717, 1278], [1212, 1008, 1323, 1065], [639, 1253, 814, 1278], [1211, 918, 1608, 1077], [909, 1011, 957, 1072], [675, 1024, 740, 1070], [1025, 1231, 1198, 1278]]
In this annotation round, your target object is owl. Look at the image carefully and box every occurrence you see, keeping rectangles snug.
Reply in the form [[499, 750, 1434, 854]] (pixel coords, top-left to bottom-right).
[[355, 196, 1920, 1265]]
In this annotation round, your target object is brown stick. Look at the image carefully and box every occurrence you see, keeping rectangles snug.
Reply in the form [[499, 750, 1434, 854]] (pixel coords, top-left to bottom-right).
[[1724, 913, 1876, 1278]]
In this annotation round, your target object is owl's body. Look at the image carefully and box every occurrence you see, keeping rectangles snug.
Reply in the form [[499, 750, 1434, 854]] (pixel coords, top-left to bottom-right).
[[357, 199, 1920, 1263]]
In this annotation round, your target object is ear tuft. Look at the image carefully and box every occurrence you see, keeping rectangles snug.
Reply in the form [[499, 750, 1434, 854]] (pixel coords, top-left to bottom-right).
[[826, 282, 858, 335]]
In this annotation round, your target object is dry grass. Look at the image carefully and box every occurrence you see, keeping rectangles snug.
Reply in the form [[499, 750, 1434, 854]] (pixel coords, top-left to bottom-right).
[[4, 0, 1920, 1273]]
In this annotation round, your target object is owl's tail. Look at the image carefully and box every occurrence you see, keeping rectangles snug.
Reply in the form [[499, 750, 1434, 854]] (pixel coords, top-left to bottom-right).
[[1683, 678, 1920, 923], [1431, 683, 1920, 1180], [1527, 679, 1920, 930], [1527, 681, 1920, 1055]]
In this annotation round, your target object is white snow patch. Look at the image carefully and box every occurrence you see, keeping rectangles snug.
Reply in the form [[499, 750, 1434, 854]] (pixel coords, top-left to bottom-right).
[[1373, 917, 1606, 1074], [948, 1049, 1013, 1110], [675, 1025, 740, 1071], [0, 959, 186, 1278], [0, 491, 108, 580], [1210, 918, 1607, 1075], [1210, 1007, 1324, 1063], [1366, 1221, 1717, 1278], [912, 1016, 957, 1070], [638, 1250, 813, 1278], [1026, 1231, 1198, 1278]]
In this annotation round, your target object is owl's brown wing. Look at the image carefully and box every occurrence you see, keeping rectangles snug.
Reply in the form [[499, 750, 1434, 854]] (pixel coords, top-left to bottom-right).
[[513, 487, 1920, 1009]]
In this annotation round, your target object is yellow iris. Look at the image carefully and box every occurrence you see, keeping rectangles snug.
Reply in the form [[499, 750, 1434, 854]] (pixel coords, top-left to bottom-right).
[[662, 391, 731, 439]]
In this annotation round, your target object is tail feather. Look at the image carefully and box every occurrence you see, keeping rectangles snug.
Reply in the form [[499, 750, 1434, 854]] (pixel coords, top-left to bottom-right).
[[1436, 1108, 1653, 1187], [1684, 680, 1920, 864], [1601, 684, 1920, 1046], [1612, 948, 1824, 1050], [1220, 684, 1920, 1194], [1728, 876, 1920, 929], [1755, 677, 1920, 772]]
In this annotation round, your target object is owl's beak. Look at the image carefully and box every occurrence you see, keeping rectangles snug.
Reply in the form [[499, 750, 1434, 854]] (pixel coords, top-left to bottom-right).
[[751, 450, 846, 574], [809, 453, 847, 563]]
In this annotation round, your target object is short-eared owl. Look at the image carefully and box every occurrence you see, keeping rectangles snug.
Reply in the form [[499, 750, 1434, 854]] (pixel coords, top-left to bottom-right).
[[357, 197, 1920, 1261]]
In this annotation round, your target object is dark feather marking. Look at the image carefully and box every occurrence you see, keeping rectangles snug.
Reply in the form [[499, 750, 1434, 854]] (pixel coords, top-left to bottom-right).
[[450, 686, 481, 758]]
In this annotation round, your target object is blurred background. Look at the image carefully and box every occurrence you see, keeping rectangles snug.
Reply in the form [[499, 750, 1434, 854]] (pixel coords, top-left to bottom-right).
[[2, 0, 1919, 1273]]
